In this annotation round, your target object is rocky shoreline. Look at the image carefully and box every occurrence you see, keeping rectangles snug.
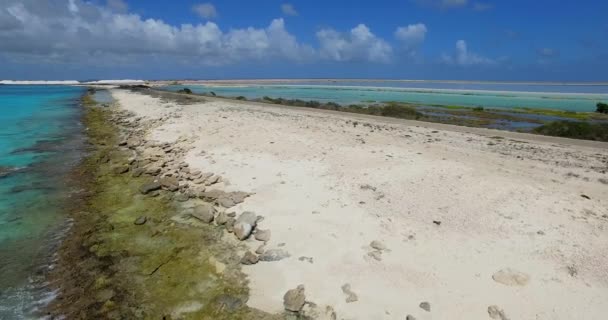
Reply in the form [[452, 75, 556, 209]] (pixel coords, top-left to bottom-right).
[[44, 90, 336, 319]]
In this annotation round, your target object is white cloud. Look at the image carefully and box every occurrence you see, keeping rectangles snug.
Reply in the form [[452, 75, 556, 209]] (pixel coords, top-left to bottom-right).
[[106, 0, 128, 13], [316, 24, 393, 63], [281, 4, 298, 16], [0, 0, 390, 67], [395, 23, 427, 49], [0, 0, 315, 66], [192, 3, 217, 20], [442, 40, 495, 65]]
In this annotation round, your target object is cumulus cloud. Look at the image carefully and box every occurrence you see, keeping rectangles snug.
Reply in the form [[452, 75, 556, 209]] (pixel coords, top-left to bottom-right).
[[395, 23, 427, 50], [106, 0, 128, 13], [441, 40, 495, 65], [0, 0, 393, 67], [281, 4, 298, 16], [0, 0, 316, 66], [316, 24, 393, 63], [192, 3, 218, 20]]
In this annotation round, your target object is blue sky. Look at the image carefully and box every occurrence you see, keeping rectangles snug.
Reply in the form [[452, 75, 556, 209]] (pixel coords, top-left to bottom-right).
[[1, 0, 607, 81]]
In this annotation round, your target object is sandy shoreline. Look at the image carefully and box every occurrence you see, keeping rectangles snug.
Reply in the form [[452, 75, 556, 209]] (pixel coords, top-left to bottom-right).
[[111, 88, 608, 319]]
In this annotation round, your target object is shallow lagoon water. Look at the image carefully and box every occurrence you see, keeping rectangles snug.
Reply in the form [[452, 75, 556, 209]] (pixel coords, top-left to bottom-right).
[[164, 82, 608, 111], [0, 85, 85, 318]]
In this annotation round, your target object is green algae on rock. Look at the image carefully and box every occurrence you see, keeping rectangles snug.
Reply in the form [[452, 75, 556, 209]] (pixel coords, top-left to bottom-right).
[[46, 93, 281, 320]]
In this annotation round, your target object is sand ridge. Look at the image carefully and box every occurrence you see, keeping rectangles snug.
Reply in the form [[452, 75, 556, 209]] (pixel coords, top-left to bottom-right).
[[112, 88, 608, 320]]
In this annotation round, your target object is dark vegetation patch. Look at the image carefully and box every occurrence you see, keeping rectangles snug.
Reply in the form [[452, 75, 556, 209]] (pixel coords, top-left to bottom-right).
[[534, 121, 608, 142]]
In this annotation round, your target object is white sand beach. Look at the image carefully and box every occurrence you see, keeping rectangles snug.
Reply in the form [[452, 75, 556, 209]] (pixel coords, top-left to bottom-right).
[[112, 89, 608, 320]]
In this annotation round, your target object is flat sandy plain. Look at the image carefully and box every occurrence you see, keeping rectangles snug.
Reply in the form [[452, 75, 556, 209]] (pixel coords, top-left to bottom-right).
[[112, 88, 608, 320]]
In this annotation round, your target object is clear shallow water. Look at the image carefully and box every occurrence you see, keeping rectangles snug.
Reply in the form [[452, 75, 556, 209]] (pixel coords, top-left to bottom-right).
[[0, 85, 85, 318], [164, 82, 608, 111]]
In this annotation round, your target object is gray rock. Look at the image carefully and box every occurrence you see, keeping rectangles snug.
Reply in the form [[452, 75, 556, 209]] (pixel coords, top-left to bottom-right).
[[298, 256, 313, 264], [236, 211, 258, 226], [217, 196, 237, 208], [204, 175, 220, 186], [255, 245, 266, 254], [139, 182, 161, 194], [225, 218, 236, 232], [488, 305, 509, 320], [419, 302, 430, 312], [132, 168, 145, 177], [233, 211, 258, 240], [406, 315, 417, 320], [134, 216, 147, 225], [160, 176, 179, 191], [234, 222, 253, 240], [240, 251, 259, 265], [190, 203, 216, 223], [174, 193, 190, 202], [283, 285, 306, 312], [259, 249, 290, 262], [254, 229, 271, 242], [126, 138, 141, 148], [341, 283, 358, 303], [144, 164, 162, 176], [492, 268, 530, 286], [215, 211, 229, 225], [368, 251, 382, 261], [370, 240, 386, 251]]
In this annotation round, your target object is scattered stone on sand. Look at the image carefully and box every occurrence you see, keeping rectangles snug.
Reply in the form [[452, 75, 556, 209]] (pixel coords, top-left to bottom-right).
[[419, 301, 431, 312], [159, 176, 179, 191], [370, 240, 386, 251], [367, 251, 382, 261], [240, 251, 259, 265], [567, 265, 578, 277], [283, 285, 306, 312], [492, 268, 530, 286], [215, 211, 229, 225], [139, 181, 161, 194], [298, 256, 314, 264], [254, 229, 271, 242], [488, 305, 509, 320], [131, 167, 145, 177], [301, 304, 337, 320], [225, 217, 236, 232], [133, 216, 147, 225], [341, 283, 358, 303], [255, 245, 266, 255], [406, 315, 417, 320], [234, 222, 253, 240], [216, 191, 249, 208], [233, 211, 258, 240], [432, 220, 442, 226], [189, 203, 216, 223], [580, 194, 591, 200], [259, 249, 290, 262], [174, 193, 190, 202]]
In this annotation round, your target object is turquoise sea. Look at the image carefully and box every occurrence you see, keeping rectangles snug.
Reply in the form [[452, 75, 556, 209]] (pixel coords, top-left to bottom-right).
[[0, 85, 85, 318], [164, 81, 608, 111]]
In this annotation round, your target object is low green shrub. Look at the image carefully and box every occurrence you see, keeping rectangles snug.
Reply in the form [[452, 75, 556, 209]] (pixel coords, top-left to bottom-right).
[[533, 120, 608, 141], [597, 102, 608, 114]]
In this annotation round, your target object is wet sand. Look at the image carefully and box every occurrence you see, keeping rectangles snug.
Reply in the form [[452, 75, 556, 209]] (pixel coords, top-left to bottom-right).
[[111, 88, 608, 320]]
